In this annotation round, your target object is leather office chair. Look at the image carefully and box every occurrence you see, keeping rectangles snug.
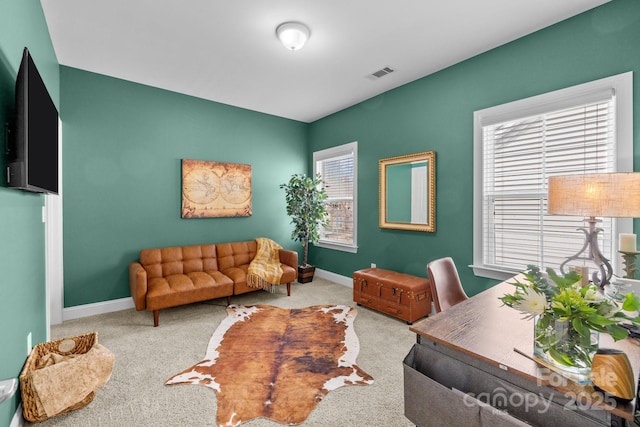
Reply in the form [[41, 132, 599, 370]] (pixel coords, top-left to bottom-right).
[[427, 257, 469, 313]]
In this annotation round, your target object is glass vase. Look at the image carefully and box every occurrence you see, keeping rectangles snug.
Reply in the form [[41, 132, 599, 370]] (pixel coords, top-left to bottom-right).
[[533, 315, 599, 376]]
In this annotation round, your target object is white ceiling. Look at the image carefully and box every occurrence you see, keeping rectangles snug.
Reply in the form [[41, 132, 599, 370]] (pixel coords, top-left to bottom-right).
[[40, 0, 609, 123]]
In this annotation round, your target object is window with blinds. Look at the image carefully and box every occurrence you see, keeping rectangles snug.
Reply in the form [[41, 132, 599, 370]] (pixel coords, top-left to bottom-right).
[[473, 73, 633, 280], [313, 141, 358, 252]]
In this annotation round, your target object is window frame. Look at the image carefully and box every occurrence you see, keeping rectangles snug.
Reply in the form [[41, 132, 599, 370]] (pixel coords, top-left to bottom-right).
[[313, 141, 358, 253], [473, 72, 633, 281]]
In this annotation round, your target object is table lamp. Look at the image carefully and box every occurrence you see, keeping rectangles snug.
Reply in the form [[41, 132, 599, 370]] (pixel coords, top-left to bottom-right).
[[548, 173, 640, 288]]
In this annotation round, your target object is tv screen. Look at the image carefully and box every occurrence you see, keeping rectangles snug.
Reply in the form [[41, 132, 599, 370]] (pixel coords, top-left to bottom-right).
[[7, 47, 59, 194]]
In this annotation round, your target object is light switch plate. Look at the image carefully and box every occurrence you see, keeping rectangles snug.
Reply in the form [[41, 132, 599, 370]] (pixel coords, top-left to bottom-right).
[[0, 378, 18, 404]]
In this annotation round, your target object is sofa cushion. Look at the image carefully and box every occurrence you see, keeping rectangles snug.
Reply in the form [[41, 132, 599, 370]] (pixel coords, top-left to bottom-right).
[[139, 244, 218, 279], [217, 241, 257, 271], [146, 271, 233, 311], [223, 265, 252, 294], [227, 263, 296, 295], [217, 241, 298, 295]]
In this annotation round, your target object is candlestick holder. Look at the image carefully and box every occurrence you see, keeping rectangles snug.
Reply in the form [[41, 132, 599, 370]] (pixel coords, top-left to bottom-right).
[[619, 251, 640, 280]]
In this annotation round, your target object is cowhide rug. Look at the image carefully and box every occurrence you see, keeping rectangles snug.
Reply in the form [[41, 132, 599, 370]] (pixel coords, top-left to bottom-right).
[[165, 304, 373, 426]]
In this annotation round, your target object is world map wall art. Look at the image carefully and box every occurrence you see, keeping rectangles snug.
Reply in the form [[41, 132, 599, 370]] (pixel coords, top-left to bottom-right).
[[181, 159, 252, 218]]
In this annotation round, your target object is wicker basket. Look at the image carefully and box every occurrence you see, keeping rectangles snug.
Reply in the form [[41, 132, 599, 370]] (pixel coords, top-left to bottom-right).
[[20, 332, 99, 423]]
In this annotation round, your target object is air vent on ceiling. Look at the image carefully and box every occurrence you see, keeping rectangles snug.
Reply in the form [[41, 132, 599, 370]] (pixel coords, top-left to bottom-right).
[[369, 66, 395, 79]]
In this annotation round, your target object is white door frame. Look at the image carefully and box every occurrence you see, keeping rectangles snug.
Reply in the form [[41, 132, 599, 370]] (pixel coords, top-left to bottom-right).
[[46, 119, 63, 336]]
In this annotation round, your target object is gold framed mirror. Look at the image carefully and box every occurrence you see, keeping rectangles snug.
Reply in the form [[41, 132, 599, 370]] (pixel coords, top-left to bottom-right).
[[379, 151, 435, 232]]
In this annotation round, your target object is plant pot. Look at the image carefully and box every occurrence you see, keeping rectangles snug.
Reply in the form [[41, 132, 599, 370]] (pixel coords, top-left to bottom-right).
[[298, 265, 316, 283]]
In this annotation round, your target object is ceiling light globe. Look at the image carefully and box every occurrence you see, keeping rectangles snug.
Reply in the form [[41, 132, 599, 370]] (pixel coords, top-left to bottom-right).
[[276, 22, 310, 51]]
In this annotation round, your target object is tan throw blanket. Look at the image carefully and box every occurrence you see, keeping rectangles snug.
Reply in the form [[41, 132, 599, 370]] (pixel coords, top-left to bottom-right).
[[31, 344, 115, 417], [247, 237, 283, 292]]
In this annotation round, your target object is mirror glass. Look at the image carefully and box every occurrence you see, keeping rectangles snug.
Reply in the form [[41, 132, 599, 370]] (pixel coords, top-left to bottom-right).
[[379, 151, 435, 232]]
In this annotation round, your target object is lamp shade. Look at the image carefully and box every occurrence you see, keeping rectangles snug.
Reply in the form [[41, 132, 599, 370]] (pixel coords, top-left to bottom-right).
[[548, 173, 640, 217], [276, 22, 310, 51]]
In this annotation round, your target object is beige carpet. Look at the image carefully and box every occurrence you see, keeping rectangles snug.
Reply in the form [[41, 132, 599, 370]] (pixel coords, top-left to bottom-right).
[[32, 278, 417, 427]]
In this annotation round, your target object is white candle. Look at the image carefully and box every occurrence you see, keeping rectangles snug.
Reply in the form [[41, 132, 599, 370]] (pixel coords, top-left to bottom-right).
[[619, 233, 637, 252]]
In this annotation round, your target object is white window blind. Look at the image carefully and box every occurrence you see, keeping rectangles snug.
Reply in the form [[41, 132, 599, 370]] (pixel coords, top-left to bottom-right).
[[482, 97, 615, 273], [314, 142, 358, 252], [474, 73, 633, 280]]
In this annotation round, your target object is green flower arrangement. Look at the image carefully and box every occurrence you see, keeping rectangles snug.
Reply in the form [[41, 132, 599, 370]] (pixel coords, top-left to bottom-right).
[[500, 266, 640, 370]]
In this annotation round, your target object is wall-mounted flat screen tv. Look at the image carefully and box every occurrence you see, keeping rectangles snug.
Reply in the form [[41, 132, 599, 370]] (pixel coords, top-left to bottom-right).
[[7, 47, 59, 194]]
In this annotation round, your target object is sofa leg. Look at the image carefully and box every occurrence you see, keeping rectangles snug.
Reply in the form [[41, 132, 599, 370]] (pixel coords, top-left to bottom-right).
[[287, 283, 291, 296], [153, 310, 159, 327], [227, 295, 231, 306]]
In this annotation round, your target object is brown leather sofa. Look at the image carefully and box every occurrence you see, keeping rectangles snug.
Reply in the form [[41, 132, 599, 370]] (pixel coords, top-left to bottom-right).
[[129, 240, 298, 326]]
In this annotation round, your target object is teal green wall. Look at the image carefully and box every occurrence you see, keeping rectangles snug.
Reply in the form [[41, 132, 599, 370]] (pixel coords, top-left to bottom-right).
[[308, 0, 640, 296], [0, 1, 58, 424], [61, 68, 308, 306]]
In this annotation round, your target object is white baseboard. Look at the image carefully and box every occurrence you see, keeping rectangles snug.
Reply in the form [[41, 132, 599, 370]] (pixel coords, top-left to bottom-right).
[[11, 404, 24, 427], [62, 297, 134, 322], [315, 268, 352, 288], [57, 271, 350, 323]]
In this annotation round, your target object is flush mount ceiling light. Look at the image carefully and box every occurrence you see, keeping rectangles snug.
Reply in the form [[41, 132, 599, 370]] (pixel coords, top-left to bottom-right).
[[276, 22, 310, 51]]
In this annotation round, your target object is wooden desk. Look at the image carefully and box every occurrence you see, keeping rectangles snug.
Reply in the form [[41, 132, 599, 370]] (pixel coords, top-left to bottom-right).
[[407, 277, 640, 426]]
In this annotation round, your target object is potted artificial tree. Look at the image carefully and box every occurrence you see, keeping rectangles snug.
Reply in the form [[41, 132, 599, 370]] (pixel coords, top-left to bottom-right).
[[280, 173, 328, 283]]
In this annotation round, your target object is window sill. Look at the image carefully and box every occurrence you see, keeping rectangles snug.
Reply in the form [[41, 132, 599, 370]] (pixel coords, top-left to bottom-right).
[[470, 265, 520, 281], [316, 241, 358, 254]]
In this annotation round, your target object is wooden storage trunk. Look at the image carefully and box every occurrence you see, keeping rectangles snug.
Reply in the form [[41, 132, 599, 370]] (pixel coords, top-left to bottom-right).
[[353, 268, 431, 324]]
